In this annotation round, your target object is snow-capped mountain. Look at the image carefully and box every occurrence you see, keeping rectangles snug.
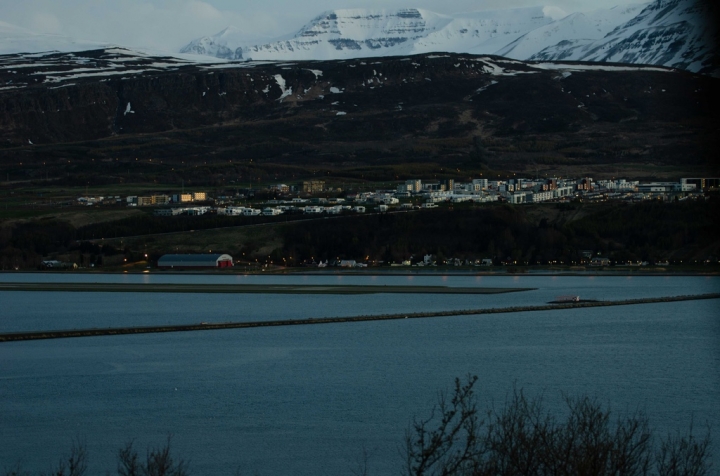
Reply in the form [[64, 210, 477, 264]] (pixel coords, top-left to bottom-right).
[[1, 0, 715, 75], [180, 0, 718, 74], [181, 7, 564, 61], [495, 4, 646, 60], [529, 0, 719, 74], [175, 26, 269, 59]]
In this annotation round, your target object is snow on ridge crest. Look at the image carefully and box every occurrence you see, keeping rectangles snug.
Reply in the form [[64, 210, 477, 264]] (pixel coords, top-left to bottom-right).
[[1, 1, 713, 75], [295, 8, 439, 41], [177, 0, 716, 74], [182, 6, 563, 62]]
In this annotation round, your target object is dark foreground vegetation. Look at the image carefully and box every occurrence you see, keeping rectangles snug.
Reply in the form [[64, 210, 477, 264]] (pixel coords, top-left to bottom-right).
[[3, 437, 188, 476], [4, 378, 712, 475], [404, 376, 712, 476]]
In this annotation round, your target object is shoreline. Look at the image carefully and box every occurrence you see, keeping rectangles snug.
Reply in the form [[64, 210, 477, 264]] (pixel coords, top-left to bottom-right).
[[0, 282, 535, 294], [1, 268, 718, 277]]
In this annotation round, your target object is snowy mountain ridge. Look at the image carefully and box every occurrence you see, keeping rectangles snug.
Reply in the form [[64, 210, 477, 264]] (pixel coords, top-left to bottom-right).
[[180, 0, 718, 74], [180, 5, 645, 61], [0, 0, 715, 75], [529, 0, 719, 74], [494, 4, 647, 60], [181, 7, 566, 61]]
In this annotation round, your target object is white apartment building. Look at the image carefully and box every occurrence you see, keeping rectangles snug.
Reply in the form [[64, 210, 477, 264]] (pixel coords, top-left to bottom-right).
[[262, 207, 283, 216], [472, 179, 489, 189]]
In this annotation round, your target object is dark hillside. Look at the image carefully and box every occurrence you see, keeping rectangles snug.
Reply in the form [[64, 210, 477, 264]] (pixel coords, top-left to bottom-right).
[[0, 50, 718, 184]]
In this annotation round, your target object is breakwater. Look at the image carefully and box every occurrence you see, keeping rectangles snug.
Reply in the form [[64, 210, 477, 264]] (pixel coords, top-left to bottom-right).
[[1, 293, 717, 343]]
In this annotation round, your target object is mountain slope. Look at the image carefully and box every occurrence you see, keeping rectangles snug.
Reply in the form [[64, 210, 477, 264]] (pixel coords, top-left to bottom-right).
[[530, 0, 719, 74]]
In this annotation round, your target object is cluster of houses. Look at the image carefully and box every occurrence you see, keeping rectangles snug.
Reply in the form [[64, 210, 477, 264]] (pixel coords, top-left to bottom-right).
[[76, 195, 124, 206], [388, 177, 575, 204], [301, 254, 634, 268], [75, 176, 715, 217], [76, 192, 209, 210], [213, 197, 365, 217], [386, 176, 714, 205]]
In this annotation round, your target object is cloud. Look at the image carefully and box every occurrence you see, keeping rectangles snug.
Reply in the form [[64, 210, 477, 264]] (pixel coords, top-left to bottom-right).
[[183, 1, 224, 20], [0, 0, 273, 51], [543, 6, 568, 20], [28, 11, 62, 35]]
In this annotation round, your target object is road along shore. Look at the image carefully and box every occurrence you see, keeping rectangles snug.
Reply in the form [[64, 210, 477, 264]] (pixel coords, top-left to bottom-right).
[[1, 293, 717, 343]]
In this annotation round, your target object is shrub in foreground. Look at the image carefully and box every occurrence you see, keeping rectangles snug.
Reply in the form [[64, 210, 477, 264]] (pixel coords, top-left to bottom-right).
[[404, 376, 712, 476]]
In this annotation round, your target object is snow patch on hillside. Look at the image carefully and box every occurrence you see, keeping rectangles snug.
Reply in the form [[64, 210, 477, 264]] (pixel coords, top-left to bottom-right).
[[274, 74, 293, 101]]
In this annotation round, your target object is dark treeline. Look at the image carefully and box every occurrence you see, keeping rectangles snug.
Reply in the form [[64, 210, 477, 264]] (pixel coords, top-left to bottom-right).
[[74, 212, 294, 240], [280, 199, 720, 265], [0, 212, 299, 269], [0, 199, 718, 269]]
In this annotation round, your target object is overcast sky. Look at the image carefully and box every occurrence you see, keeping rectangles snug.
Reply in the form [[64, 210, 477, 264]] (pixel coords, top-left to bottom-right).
[[0, 0, 649, 52]]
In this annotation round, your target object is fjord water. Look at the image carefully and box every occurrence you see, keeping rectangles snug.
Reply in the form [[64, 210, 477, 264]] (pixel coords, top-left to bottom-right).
[[0, 274, 718, 474]]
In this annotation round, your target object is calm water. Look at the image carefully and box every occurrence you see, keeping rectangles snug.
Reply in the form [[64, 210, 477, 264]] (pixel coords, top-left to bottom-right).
[[0, 274, 718, 474]]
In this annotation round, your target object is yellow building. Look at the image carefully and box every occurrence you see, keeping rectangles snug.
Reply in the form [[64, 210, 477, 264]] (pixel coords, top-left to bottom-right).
[[137, 195, 170, 206], [302, 181, 325, 193]]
